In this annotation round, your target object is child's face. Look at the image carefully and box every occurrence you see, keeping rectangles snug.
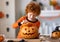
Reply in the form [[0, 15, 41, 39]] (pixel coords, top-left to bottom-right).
[[27, 12, 37, 19]]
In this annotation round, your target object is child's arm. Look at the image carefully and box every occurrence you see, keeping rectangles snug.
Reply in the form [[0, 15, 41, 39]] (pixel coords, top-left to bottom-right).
[[12, 16, 26, 29]]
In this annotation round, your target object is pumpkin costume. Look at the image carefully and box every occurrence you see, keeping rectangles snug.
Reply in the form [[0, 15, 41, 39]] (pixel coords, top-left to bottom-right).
[[12, 16, 40, 39], [17, 22, 40, 39]]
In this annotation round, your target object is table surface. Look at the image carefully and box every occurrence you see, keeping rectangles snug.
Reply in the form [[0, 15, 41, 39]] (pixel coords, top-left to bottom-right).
[[4, 35, 60, 42]]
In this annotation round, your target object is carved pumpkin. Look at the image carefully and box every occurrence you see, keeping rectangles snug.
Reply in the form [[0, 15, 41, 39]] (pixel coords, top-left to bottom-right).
[[51, 30, 60, 39], [18, 22, 39, 39], [0, 35, 4, 42], [51, 26, 60, 38]]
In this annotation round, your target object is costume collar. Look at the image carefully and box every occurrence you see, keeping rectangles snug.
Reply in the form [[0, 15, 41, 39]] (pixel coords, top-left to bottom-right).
[[26, 17, 38, 23]]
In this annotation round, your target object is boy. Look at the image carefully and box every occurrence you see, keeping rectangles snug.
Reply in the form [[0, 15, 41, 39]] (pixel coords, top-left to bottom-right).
[[12, 1, 41, 39]]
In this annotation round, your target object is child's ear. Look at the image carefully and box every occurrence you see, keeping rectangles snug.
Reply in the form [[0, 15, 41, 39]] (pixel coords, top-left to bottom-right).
[[18, 22, 21, 26]]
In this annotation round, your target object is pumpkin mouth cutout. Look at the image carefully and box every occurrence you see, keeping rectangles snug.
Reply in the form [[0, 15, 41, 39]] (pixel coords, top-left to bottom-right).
[[23, 33, 35, 35]]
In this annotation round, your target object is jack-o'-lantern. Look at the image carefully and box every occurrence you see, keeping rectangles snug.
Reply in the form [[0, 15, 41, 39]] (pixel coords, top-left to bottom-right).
[[51, 26, 60, 39], [18, 22, 39, 39], [51, 30, 60, 39]]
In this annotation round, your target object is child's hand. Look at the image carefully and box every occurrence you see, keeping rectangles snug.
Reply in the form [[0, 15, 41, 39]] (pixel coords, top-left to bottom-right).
[[21, 20, 28, 24]]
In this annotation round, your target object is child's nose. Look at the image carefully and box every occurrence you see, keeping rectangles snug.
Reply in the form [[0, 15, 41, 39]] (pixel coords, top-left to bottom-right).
[[31, 15, 34, 18]]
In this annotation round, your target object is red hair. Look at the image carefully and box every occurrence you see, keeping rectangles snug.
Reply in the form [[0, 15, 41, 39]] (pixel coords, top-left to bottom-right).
[[25, 1, 41, 16]]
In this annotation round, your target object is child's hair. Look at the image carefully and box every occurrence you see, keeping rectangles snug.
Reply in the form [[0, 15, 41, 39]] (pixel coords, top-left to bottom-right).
[[25, 1, 41, 16]]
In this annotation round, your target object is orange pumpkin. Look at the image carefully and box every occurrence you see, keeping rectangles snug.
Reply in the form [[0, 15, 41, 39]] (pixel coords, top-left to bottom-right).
[[50, 0, 57, 6], [17, 22, 39, 39], [0, 35, 4, 42], [51, 31, 60, 39], [0, 12, 4, 18], [54, 5, 60, 10]]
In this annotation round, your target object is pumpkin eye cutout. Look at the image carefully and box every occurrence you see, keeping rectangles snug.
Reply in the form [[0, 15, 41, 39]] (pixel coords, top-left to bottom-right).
[[32, 28, 34, 30], [25, 28, 27, 30], [55, 32, 58, 34], [28, 30, 30, 32]]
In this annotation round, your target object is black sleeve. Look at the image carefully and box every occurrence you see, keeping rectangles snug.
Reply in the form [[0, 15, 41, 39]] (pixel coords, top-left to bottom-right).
[[18, 22, 22, 26]]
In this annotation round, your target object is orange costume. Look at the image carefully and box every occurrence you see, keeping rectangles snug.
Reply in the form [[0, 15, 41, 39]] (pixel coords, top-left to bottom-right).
[[12, 16, 40, 39]]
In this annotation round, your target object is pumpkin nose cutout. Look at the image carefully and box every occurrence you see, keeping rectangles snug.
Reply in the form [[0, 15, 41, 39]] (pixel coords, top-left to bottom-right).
[[28, 30, 30, 32]]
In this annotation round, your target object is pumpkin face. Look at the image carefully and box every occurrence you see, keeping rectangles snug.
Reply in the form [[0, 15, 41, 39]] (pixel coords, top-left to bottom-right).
[[51, 31, 60, 38], [20, 23, 39, 39]]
